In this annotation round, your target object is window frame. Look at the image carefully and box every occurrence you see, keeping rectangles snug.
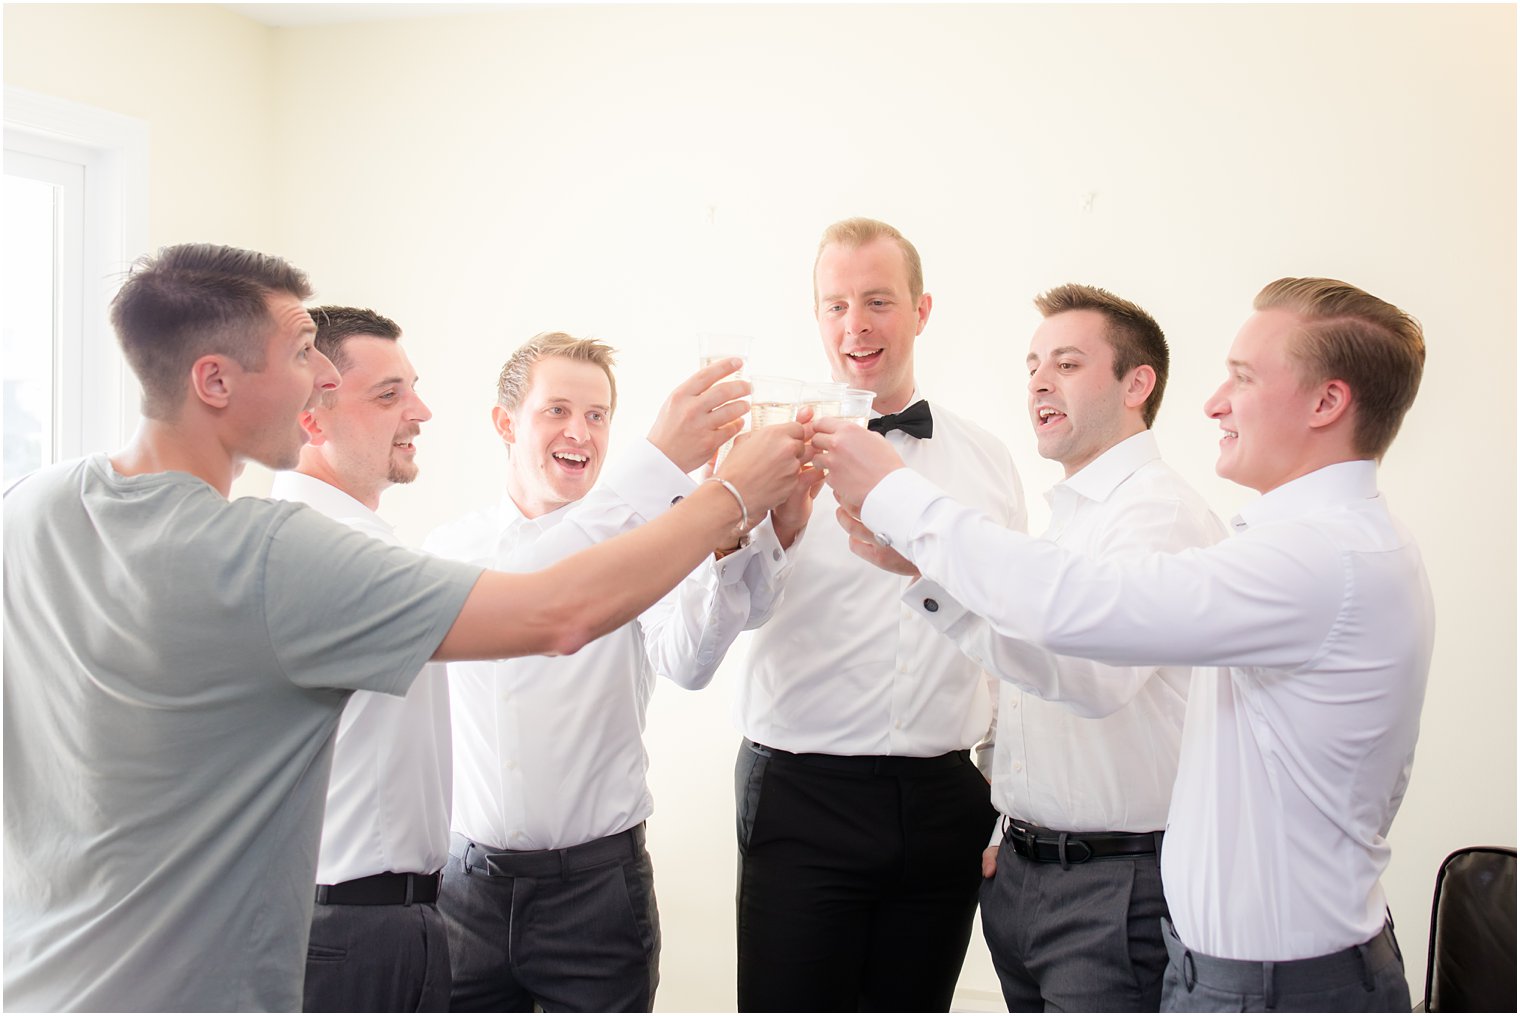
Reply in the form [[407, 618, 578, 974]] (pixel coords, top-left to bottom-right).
[[4, 86, 149, 460]]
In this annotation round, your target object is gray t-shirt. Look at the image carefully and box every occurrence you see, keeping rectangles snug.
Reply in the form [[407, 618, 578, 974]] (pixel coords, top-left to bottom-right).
[[3, 455, 481, 1011]]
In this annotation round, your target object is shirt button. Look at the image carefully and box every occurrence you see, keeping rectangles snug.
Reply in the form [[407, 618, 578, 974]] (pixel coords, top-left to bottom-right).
[[1012, 760, 1023, 773], [772, 548, 782, 561], [505, 759, 518, 771], [874, 532, 893, 549], [1008, 698, 1018, 710], [923, 598, 939, 612]]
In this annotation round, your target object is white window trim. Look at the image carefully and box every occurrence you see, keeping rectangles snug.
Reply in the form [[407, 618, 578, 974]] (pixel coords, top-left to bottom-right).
[[4, 86, 149, 453]]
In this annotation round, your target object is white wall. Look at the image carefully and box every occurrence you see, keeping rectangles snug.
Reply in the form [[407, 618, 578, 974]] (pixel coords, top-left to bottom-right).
[[6, 4, 1515, 1010]]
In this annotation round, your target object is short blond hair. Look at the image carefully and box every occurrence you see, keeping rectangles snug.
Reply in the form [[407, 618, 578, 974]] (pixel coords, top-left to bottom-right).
[[813, 217, 924, 305], [496, 332, 619, 415], [1254, 278, 1425, 460]]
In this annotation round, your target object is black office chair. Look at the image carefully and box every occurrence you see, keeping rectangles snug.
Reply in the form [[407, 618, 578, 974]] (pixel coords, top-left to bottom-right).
[[1421, 845, 1516, 1012]]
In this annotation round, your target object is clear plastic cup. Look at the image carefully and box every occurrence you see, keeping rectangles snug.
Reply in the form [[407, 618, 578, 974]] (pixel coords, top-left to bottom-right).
[[833, 388, 875, 427], [696, 333, 753, 379], [749, 375, 803, 429]]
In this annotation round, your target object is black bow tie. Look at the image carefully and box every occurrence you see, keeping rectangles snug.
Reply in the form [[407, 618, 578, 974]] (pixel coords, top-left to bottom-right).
[[867, 399, 934, 440]]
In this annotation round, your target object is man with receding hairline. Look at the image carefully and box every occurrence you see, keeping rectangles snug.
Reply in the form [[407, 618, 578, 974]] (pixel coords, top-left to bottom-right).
[[734, 218, 1027, 1012], [815, 277, 1432, 1012]]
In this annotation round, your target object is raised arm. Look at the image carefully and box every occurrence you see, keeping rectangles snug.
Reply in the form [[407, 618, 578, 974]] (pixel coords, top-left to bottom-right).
[[434, 421, 807, 662]]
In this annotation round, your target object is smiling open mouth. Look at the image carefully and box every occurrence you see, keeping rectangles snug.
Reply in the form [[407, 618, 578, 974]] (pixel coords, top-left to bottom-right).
[[1036, 407, 1066, 429], [552, 451, 589, 471], [846, 349, 883, 366]]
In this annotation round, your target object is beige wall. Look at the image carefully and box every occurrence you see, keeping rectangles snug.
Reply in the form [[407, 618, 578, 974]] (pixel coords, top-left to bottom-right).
[[4, 3, 277, 251], [6, 3, 1515, 1010]]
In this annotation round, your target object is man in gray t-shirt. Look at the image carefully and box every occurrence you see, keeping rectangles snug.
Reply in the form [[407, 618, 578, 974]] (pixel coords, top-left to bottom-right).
[[4, 459, 477, 1011], [3, 243, 807, 1011]]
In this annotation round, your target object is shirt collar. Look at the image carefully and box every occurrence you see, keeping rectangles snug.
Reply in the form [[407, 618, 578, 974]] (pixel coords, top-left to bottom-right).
[[495, 492, 577, 535], [1232, 459, 1379, 532], [1045, 429, 1161, 508], [269, 471, 393, 535], [867, 387, 925, 422]]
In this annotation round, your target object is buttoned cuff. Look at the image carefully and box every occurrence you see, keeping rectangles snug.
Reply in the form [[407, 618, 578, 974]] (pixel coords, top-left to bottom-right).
[[598, 438, 698, 522], [745, 519, 791, 571], [713, 533, 755, 577], [859, 466, 946, 553], [901, 577, 970, 630]]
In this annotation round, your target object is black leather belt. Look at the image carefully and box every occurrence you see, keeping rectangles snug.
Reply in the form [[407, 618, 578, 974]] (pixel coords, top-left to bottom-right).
[[1004, 818, 1162, 866], [746, 739, 971, 776], [314, 870, 441, 906]]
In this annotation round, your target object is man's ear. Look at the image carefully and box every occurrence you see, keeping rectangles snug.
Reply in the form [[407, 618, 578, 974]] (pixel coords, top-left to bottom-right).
[[298, 409, 325, 445], [1308, 378, 1352, 431], [1123, 365, 1157, 411], [189, 355, 234, 409], [915, 291, 933, 336], [491, 405, 515, 446]]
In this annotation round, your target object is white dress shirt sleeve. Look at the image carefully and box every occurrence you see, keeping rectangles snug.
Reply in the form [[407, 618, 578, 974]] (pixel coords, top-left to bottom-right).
[[494, 439, 697, 570], [734, 517, 793, 630], [861, 468, 1346, 672], [907, 493, 1214, 718]]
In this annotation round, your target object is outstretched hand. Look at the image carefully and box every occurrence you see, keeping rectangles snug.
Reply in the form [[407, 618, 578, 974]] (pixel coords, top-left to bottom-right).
[[810, 416, 906, 509], [647, 358, 750, 473], [716, 422, 809, 522]]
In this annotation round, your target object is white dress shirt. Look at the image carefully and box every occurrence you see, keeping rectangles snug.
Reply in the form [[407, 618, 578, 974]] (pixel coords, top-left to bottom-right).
[[740, 394, 1025, 758], [863, 458, 1435, 962], [424, 439, 785, 851], [913, 431, 1225, 835], [269, 470, 452, 885]]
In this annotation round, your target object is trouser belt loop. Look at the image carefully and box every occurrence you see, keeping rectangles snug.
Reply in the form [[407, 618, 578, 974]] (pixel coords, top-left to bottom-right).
[[1262, 960, 1276, 1010], [1183, 949, 1197, 991], [1355, 942, 1375, 992], [1057, 832, 1071, 871], [1154, 830, 1165, 860]]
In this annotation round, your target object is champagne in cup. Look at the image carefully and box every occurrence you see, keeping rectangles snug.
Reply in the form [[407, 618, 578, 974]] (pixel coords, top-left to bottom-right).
[[697, 333, 754, 469], [749, 375, 803, 430], [801, 381, 848, 422]]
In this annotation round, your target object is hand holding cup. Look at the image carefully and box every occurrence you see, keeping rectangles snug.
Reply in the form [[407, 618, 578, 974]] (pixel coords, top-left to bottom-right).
[[647, 358, 751, 473]]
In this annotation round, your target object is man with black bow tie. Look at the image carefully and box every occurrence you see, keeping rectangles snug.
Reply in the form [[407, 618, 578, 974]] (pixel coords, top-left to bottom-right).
[[733, 217, 1027, 1012]]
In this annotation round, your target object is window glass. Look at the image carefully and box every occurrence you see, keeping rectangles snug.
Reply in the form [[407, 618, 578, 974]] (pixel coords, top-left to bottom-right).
[[3, 173, 60, 485]]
